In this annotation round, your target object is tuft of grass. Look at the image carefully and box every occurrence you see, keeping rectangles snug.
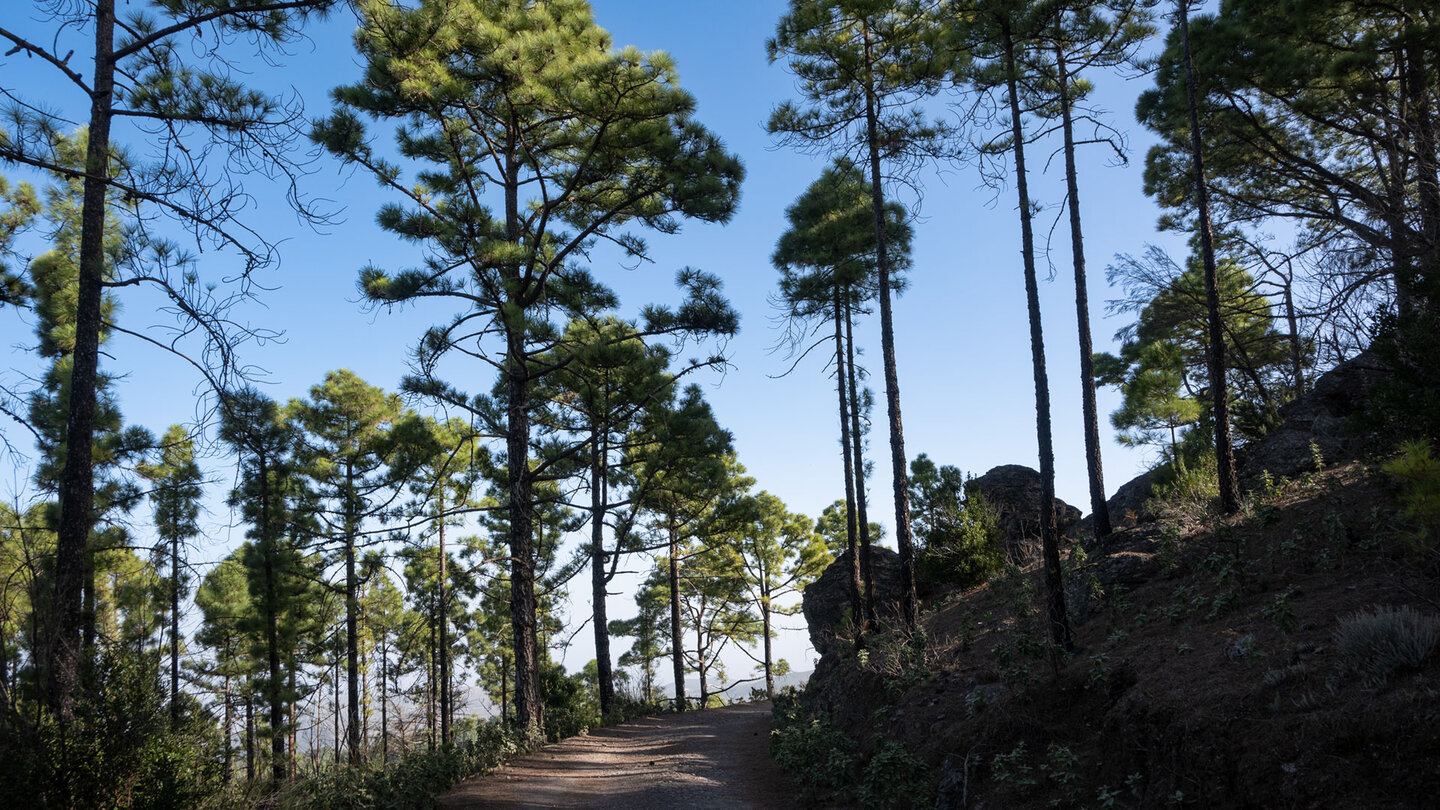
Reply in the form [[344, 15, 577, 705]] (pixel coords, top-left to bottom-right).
[[1334, 605, 1440, 687]]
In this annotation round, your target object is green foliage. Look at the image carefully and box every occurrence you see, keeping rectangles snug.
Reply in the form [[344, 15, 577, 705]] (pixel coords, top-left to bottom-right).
[[1383, 440, 1440, 545], [1333, 606, 1440, 688], [858, 739, 931, 810], [990, 743, 1038, 792], [769, 688, 856, 797], [279, 722, 520, 810], [0, 648, 219, 809], [1098, 247, 1293, 455], [1146, 452, 1220, 524], [540, 661, 599, 743], [1263, 586, 1299, 635], [910, 455, 1004, 590]]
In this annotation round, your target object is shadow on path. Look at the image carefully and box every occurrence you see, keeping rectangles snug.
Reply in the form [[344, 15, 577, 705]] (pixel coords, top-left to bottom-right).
[[439, 701, 799, 809]]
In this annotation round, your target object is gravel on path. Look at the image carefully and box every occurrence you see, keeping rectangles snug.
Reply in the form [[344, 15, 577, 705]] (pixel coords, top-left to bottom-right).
[[438, 701, 802, 809]]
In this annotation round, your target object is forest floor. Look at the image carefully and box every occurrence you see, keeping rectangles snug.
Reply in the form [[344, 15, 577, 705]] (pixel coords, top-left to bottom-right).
[[438, 701, 799, 809], [796, 460, 1440, 808]]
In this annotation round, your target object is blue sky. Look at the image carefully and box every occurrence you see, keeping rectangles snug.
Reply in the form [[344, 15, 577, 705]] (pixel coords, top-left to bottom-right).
[[1, 1, 1192, 689]]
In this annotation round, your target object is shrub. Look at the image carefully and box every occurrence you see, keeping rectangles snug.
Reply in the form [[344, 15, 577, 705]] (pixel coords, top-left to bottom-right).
[[770, 688, 855, 796], [1146, 452, 1220, 524], [280, 721, 521, 810], [917, 493, 1004, 591], [1383, 439, 1440, 544], [858, 740, 930, 810], [1334, 605, 1440, 687], [540, 661, 598, 742], [0, 647, 220, 810]]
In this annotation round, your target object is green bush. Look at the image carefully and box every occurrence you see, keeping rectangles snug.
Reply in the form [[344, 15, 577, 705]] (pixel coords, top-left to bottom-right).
[[858, 740, 930, 809], [917, 493, 1004, 590], [541, 661, 598, 742], [769, 688, 855, 796], [0, 647, 220, 810], [280, 721, 520, 810], [1384, 439, 1440, 545], [1334, 605, 1440, 687], [1147, 452, 1220, 523]]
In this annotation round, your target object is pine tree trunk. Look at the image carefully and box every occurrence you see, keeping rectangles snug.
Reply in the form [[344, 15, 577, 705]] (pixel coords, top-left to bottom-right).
[[260, 458, 286, 787], [834, 287, 863, 635], [862, 26, 918, 630], [762, 600, 774, 697], [50, 0, 115, 724], [845, 299, 877, 627], [1282, 277, 1305, 395], [501, 136, 543, 741], [1405, 40, 1440, 297], [1178, 1, 1241, 514], [245, 689, 255, 785], [170, 531, 181, 728], [346, 486, 360, 761], [439, 507, 451, 745], [667, 520, 686, 711], [333, 658, 341, 764], [695, 624, 707, 707], [287, 666, 297, 778], [1055, 43, 1111, 539], [380, 643, 388, 766], [1003, 17, 1072, 651], [590, 432, 615, 717], [223, 667, 232, 787]]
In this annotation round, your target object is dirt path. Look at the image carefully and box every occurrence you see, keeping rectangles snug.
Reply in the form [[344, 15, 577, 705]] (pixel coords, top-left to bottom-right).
[[438, 701, 801, 809]]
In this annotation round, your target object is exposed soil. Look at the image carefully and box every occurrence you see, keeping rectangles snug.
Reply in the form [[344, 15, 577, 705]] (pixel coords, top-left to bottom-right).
[[799, 461, 1440, 808], [439, 702, 800, 809]]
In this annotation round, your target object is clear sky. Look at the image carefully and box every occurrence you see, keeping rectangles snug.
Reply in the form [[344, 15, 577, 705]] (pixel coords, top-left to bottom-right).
[[1, 1, 1192, 692]]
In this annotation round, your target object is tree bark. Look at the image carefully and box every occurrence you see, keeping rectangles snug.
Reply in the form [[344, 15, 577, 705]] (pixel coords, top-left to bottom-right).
[[667, 520, 686, 711], [380, 642, 388, 765], [245, 688, 255, 785], [590, 432, 615, 717], [845, 299, 877, 628], [346, 462, 361, 761], [1179, 1, 1241, 514], [1002, 16, 1072, 651], [503, 138, 543, 740], [762, 600, 774, 697], [439, 502, 451, 745], [833, 287, 863, 635], [862, 25, 918, 630], [1055, 42, 1111, 539], [171, 530, 181, 728], [49, 0, 115, 723]]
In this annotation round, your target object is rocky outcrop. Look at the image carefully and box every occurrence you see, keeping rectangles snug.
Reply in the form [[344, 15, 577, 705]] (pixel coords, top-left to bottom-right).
[[1239, 351, 1387, 485], [802, 546, 902, 658], [966, 464, 1082, 561]]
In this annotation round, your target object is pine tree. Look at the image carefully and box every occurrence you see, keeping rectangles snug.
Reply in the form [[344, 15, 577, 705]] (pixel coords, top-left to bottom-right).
[[313, 0, 742, 736], [138, 424, 202, 729], [292, 370, 404, 761], [772, 160, 911, 631], [769, 0, 952, 629], [0, 0, 338, 720]]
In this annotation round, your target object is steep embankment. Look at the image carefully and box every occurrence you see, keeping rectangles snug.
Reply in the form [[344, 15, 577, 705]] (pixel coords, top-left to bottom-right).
[[787, 357, 1440, 808]]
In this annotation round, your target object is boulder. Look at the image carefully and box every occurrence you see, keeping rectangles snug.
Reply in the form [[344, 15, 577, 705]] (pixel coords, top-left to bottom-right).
[[802, 545, 902, 659], [1238, 351, 1388, 486], [1106, 466, 1162, 528], [966, 465, 1082, 562]]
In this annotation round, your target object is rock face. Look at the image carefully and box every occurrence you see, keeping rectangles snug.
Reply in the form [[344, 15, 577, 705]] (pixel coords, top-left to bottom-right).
[[966, 464, 1082, 562], [802, 546, 902, 658], [1239, 351, 1388, 485], [1104, 466, 1162, 528]]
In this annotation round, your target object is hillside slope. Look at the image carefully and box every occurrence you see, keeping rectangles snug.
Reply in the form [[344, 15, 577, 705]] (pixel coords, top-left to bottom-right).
[[783, 459, 1440, 809]]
